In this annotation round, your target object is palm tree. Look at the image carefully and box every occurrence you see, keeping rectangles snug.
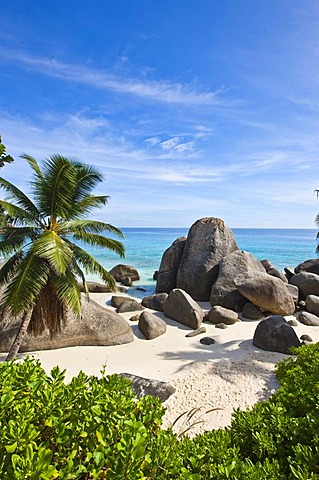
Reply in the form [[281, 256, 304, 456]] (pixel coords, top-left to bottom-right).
[[0, 154, 125, 360]]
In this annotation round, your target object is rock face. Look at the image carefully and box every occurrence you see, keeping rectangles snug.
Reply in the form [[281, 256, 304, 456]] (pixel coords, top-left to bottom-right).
[[234, 271, 295, 316], [119, 373, 175, 401], [206, 306, 238, 325], [253, 315, 301, 354], [306, 295, 319, 317], [295, 259, 319, 275], [176, 218, 238, 301], [141, 293, 168, 312], [163, 288, 203, 329], [0, 299, 134, 352], [117, 299, 144, 313], [290, 272, 319, 299], [210, 250, 265, 308], [138, 311, 167, 340], [109, 264, 140, 283], [156, 237, 187, 294], [298, 311, 319, 326], [242, 302, 263, 320]]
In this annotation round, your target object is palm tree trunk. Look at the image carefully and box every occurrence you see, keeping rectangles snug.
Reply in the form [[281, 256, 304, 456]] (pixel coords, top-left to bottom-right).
[[6, 311, 31, 361]]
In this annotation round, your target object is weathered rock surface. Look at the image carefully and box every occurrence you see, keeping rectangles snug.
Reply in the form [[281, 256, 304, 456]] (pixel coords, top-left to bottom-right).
[[298, 311, 319, 326], [306, 295, 319, 317], [267, 267, 288, 283], [156, 237, 187, 294], [290, 272, 319, 299], [210, 250, 265, 308], [163, 288, 203, 329], [138, 311, 167, 339], [78, 281, 119, 293], [215, 323, 227, 329], [295, 259, 319, 275], [111, 296, 129, 308], [253, 315, 301, 354], [234, 271, 295, 316], [117, 299, 144, 313], [119, 373, 175, 401], [288, 318, 299, 327], [141, 293, 168, 312], [109, 264, 140, 283], [242, 302, 263, 320], [286, 284, 299, 304], [200, 337, 216, 345], [176, 218, 238, 301], [185, 326, 206, 337], [0, 299, 134, 352], [206, 305, 238, 325], [284, 267, 296, 281]]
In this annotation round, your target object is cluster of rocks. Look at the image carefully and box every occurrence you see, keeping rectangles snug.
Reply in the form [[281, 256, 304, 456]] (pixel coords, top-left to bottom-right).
[[109, 264, 140, 287]]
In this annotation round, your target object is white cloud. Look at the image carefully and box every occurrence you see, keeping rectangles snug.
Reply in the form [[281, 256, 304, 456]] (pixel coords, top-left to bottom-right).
[[0, 48, 225, 106], [144, 137, 160, 146], [160, 137, 180, 150]]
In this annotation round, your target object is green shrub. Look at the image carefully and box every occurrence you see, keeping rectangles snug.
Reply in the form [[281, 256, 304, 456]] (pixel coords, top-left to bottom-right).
[[2, 344, 319, 479]]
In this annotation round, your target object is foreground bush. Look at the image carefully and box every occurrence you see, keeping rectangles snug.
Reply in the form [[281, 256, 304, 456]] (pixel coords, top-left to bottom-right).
[[1, 344, 319, 478]]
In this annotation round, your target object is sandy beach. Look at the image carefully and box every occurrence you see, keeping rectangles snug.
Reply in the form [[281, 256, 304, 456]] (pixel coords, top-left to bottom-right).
[[3, 292, 319, 437]]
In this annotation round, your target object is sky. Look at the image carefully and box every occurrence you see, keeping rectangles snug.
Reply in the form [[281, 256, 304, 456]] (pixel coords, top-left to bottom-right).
[[1, 0, 319, 229]]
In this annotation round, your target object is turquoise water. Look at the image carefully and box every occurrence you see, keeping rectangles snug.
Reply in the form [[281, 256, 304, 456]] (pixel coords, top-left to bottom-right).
[[84, 228, 318, 296]]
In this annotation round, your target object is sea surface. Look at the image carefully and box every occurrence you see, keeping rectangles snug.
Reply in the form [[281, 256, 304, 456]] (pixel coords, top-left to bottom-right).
[[85, 228, 319, 297]]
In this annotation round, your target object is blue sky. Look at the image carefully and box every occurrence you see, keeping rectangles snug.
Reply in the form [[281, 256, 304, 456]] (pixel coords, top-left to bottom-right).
[[1, 0, 319, 228]]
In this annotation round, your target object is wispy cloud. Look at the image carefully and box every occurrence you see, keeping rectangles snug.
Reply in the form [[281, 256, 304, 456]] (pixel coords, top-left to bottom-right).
[[0, 48, 226, 106]]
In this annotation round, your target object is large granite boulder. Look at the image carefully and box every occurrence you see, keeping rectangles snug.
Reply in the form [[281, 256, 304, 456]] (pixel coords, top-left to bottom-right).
[[306, 295, 319, 317], [0, 299, 134, 352], [234, 271, 295, 316], [119, 373, 175, 401], [141, 293, 168, 312], [295, 259, 319, 275], [206, 306, 238, 325], [163, 288, 203, 329], [242, 302, 263, 320], [290, 272, 319, 299], [109, 264, 140, 283], [156, 237, 187, 294], [210, 250, 265, 309], [253, 316, 301, 354], [138, 311, 167, 339], [176, 218, 238, 301]]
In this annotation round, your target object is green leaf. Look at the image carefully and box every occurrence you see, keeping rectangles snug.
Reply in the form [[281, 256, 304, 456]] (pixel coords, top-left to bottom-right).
[[5, 442, 17, 453]]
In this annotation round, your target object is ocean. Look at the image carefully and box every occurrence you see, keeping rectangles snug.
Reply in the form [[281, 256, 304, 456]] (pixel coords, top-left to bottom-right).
[[85, 228, 319, 297]]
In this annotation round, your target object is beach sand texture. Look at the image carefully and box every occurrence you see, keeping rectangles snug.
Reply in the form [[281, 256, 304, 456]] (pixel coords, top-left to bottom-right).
[[2, 292, 319, 437]]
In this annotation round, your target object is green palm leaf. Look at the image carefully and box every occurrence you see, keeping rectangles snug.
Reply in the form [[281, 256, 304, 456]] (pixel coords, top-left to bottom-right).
[[67, 241, 117, 290], [0, 251, 24, 285], [72, 230, 125, 257], [32, 231, 73, 275], [0, 200, 40, 225], [21, 154, 43, 179], [0, 177, 40, 217], [67, 195, 109, 218], [2, 252, 50, 315], [51, 269, 82, 315], [59, 219, 124, 237]]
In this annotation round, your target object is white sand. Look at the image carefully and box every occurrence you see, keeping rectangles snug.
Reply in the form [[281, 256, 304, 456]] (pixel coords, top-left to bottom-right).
[[2, 292, 319, 436]]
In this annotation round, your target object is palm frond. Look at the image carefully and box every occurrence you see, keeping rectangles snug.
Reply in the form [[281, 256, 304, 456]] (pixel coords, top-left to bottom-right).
[[32, 231, 73, 275], [66, 241, 116, 290], [51, 268, 82, 315], [316, 212, 319, 227], [71, 162, 104, 200], [59, 219, 124, 238], [2, 252, 50, 315], [0, 229, 32, 256], [71, 259, 89, 300], [0, 177, 40, 217], [0, 251, 24, 286], [72, 231, 125, 257], [0, 200, 40, 225], [21, 154, 43, 179], [67, 195, 109, 218], [34, 155, 77, 219]]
